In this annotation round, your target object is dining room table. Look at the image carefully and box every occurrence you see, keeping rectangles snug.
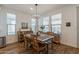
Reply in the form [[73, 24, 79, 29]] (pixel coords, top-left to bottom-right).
[[36, 34, 54, 53], [24, 33, 54, 53]]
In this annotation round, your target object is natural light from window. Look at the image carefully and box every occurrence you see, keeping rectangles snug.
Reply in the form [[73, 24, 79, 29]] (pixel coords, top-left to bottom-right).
[[51, 13, 62, 34], [7, 13, 16, 35], [31, 18, 36, 32], [43, 16, 49, 32]]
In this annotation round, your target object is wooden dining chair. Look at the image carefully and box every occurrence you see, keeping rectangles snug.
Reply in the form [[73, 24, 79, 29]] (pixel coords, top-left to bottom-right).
[[24, 34, 32, 50], [31, 35, 47, 54], [21, 31, 33, 49], [17, 31, 24, 42], [17, 31, 25, 48], [46, 32, 60, 44], [53, 34, 60, 44], [46, 32, 54, 36], [46, 32, 60, 50]]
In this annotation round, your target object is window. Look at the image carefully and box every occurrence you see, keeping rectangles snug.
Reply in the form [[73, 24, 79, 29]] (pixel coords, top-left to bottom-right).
[[51, 13, 62, 34], [42, 16, 49, 32], [38, 18, 42, 31], [31, 18, 36, 32], [7, 13, 16, 35]]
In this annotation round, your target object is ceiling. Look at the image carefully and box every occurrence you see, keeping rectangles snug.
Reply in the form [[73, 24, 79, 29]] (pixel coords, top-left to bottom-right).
[[0, 4, 68, 15]]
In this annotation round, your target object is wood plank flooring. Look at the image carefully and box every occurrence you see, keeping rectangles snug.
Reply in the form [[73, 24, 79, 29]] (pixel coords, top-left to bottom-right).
[[0, 42, 79, 54]]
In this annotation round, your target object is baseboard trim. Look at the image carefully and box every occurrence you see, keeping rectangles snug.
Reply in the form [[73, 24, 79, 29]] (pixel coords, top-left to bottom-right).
[[6, 42, 18, 46], [60, 42, 77, 48]]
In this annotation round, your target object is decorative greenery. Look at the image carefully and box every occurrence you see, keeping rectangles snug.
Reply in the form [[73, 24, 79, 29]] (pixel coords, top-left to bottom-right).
[[40, 25, 45, 31]]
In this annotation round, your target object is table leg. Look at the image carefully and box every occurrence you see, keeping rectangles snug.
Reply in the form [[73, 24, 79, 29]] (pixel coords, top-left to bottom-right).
[[46, 44, 49, 54]]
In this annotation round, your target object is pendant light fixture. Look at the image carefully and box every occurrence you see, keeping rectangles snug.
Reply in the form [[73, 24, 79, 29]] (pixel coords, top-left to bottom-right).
[[35, 4, 38, 19], [35, 4, 39, 33]]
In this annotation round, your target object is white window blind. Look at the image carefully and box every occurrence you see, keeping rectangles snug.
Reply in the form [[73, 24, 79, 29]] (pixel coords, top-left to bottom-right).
[[7, 13, 16, 35], [43, 16, 49, 32], [31, 18, 36, 32], [51, 13, 62, 34]]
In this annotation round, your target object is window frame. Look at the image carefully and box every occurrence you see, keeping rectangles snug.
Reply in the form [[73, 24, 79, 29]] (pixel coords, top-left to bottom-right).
[[51, 13, 62, 34], [7, 13, 16, 35], [42, 16, 49, 32], [31, 18, 36, 32]]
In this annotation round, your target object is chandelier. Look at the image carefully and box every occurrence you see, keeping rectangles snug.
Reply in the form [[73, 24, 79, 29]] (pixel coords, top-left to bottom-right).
[[34, 4, 40, 19], [35, 4, 38, 16], [34, 4, 39, 33]]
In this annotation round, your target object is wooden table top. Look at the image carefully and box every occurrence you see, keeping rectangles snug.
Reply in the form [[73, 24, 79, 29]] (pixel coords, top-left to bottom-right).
[[24, 33, 54, 44]]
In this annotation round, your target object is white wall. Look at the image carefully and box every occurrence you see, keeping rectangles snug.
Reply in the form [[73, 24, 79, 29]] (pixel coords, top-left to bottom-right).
[[61, 5, 77, 47], [0, 6, 31, 44], [77, 7, 79, 48], [41, 5, 77, 48]]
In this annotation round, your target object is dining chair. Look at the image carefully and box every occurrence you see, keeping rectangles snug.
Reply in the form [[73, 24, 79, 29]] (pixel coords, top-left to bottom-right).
[[17, 31, 25, 48], [46, 32, 60, 44], [17, 31, 24, 42], [46, 32, 60, 50], [24, 35, 32, 50], [31, 35, 47, 54]]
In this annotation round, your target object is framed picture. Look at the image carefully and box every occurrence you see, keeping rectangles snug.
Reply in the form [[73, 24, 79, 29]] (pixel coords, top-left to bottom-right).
[[21, 22, 28, 29], [66, 22, 71, 27]]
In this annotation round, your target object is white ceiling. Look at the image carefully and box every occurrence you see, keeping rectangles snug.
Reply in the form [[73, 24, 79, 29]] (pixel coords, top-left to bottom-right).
[[1, 4, 68, 15]]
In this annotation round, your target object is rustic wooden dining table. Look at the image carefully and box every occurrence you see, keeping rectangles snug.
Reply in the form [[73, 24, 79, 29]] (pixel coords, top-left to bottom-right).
[[24, 33, 54, 53], [37, 34, 54, 53]]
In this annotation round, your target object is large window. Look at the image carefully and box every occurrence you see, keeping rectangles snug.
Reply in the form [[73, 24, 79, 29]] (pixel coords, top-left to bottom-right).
[[42, 16, 49, 32], [7, 13, 16, 35], [51, 13, 61, 34], [31, 18, 36, 32]]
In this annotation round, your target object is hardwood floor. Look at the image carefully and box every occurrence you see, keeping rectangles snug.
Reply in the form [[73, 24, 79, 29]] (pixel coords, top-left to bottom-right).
[[0, 42, 79, 54]]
